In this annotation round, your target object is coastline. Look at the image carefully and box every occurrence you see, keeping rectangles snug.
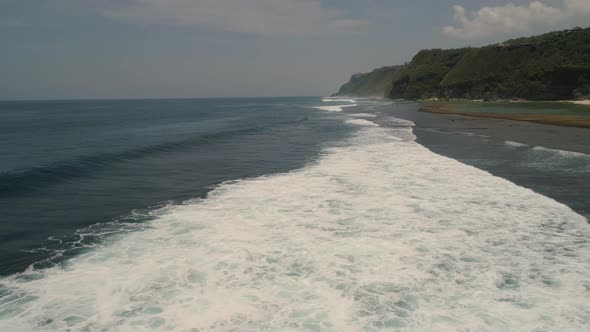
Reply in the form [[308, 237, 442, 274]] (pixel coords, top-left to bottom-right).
[[375, 102, 590, 155], [371, 101, 590, 220], [419, 103, 590, 129]]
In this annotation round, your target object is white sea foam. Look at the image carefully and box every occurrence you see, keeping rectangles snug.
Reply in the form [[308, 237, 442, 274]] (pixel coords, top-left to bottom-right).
[[527, 146, 590, 172], [313, 104, 357, 112], [349, 113, 377, 118], [345, 119, 378, 127], [1, 118, 590, 331], [457, 131, 491, 139], [322, 98, 357, 103], [505, 140, 528, 147], [532, 146, 588, 158]]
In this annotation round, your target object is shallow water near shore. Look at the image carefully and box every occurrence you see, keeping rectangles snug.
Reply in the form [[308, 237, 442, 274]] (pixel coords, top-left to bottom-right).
[[441, 101, 590, 116], [1, 98, 590, 330], [371, 101, 590, 220]]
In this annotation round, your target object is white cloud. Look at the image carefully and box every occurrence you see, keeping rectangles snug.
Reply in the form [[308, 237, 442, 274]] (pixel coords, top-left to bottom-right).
[[98, 0, 362, 37], [443, 0, 590, 40], [565, 0, 590, 15]]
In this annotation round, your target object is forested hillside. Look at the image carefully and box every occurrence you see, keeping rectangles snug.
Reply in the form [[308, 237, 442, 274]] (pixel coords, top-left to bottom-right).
[[336, 27, 590, 101], [334, 66, 404, 97]]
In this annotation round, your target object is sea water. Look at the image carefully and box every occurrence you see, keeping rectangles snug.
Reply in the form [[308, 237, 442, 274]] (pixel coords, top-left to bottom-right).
[[0, 98, 589, 331]]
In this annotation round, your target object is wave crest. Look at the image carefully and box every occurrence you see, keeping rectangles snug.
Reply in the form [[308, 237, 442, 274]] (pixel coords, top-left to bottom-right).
[[1, 120, 589, 331]]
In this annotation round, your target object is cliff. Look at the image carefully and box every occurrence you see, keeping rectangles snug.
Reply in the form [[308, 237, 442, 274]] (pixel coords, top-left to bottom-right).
[[336, 27, 590, 101], [334, 66, 405, 97]]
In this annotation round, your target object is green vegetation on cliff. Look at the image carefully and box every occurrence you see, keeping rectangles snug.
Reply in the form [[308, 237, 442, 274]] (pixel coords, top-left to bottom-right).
[[336, 27, 590, 101], [390, 48, 467, 99], [335, 66, 404, 97]]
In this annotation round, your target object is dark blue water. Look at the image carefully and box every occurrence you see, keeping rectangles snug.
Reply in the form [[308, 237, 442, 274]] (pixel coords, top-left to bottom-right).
[[0, 98, 352, 276]]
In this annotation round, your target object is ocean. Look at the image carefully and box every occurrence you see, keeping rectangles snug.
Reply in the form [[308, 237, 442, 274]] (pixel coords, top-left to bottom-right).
[[0, 97, 589, 331]]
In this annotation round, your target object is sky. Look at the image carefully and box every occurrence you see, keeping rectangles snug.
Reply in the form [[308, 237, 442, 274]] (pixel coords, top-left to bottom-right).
[[1, 0, 589, 100]]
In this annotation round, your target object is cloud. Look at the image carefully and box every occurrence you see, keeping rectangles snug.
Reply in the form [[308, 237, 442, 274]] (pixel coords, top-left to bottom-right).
[[443, 0, 590, 40], [98, 0, 363, 37]]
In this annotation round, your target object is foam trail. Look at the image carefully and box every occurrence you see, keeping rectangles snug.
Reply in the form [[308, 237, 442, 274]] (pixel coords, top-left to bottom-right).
[[505, 140, 528, 147], [313, 104, 357, 112], [456, 131, 491, 138], [344, 119, 378, 127], [1, 119, 590, 331], [532, 146, 588, 158], [349, 113, 377, 118], [322, 98, 356, 103], [526, 146, 590, 172]]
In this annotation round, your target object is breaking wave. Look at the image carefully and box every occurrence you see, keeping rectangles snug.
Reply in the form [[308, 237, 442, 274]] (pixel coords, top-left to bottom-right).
[[1, 113, 589, 331], [322, 98, 357, 103], [505, 140, 528, 147], [349, 113, 377, 118], [532, 146, 589, 158], [525, 146, 590, 173], [313, 104, 358, 112]]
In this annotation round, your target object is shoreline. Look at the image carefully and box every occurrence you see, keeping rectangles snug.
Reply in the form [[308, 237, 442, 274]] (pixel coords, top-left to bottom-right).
[[373, 102, 590, 221], [337, 95, 590, 106], [419, 104, 590, 129], [376, 103, 590, 155], [415, 98, 590, 104]]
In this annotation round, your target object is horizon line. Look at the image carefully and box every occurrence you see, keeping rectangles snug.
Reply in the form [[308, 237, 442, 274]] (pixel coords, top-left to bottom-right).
[[0, 95, 327, 103]]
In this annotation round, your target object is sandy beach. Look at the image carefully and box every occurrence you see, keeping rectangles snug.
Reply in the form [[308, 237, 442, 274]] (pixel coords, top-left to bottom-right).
[[420, 104, 590, 129]]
